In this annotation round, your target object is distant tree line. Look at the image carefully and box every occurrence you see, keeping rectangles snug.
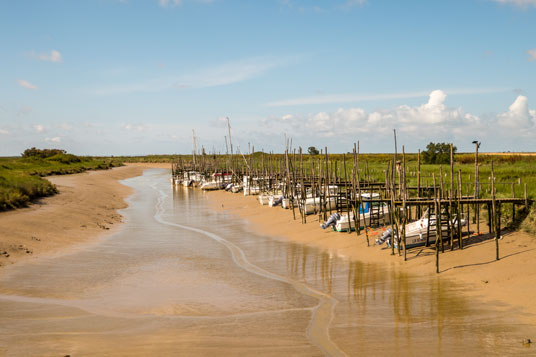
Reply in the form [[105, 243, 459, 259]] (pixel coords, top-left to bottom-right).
[[22, 147, 67, 158]]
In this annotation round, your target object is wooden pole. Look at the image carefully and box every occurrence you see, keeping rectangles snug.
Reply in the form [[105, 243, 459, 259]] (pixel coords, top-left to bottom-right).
[[491, 161, 499, 260], [433, 173, 440, 274]]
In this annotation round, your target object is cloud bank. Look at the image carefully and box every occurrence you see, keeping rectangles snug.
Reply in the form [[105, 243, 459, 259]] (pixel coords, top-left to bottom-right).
[[261, 91, 535, 150]]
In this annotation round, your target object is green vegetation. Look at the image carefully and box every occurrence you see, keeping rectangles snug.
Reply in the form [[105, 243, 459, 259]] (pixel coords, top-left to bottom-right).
[[0, 149, 121, 211], [108, 155, 176, 163], [307, 146, 320, 155], [422, 142, 457, 164], [521, 206, 536, 235]]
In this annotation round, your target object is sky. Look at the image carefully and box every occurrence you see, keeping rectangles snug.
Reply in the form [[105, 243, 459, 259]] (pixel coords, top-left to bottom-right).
[[1, 0, 535, 155]]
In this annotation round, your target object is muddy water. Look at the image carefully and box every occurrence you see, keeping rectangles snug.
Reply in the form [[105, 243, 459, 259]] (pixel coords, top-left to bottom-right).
[[0, 169, 533, 356]]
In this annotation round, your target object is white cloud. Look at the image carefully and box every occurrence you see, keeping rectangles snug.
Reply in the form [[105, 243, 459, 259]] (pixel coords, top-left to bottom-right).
[[94, 56, 295, 95], [33, 124, 45, 133], [27, 50, 63, 63], [264, 90, 481, 138], [492, 0, 536, 8], [17, 79, 38, 90], [497, 95, 536, 128], [266, 87, 510, 107], [173, 57, 292, 89], [0, 128, 8, 135], [45, 137, 61, 143], [528, 49, 536, 61], [39, 50, 62, 63]]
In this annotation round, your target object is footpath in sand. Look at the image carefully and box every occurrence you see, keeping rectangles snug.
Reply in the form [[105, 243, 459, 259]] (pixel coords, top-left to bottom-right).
[[208, 190, 536, 325], [0, 163, 169, 268]]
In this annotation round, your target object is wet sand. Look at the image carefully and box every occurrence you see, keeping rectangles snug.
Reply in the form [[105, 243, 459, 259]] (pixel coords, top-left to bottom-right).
[[1, 169, 534, 355], [0, 163, 169, 268], [208, 190, 536, 325]]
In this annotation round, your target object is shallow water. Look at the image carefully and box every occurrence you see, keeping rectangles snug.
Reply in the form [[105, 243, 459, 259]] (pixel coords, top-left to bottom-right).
[[0, 169, 533, 356]]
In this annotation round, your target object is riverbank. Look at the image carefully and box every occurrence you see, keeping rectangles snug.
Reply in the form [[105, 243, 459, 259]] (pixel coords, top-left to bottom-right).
[[0, 163, 170, 268], [208, 190, 536, 324]]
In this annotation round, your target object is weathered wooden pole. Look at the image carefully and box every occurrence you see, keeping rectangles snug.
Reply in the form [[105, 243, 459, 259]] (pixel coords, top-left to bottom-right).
[[491, 161, 499, 260], [458, 169, 463, 249], [449, 143, 455, 251], [417, 148, 421, 217], [512, 183, 516, 224], [433, 173, 440, 274], [474, 141, 480, 234]]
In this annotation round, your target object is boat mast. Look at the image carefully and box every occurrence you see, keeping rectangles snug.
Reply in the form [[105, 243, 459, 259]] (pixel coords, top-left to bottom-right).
[[192, 129, 197, 169]]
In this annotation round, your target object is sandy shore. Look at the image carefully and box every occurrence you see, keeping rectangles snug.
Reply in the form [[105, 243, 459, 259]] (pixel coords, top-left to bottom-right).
[[0, 163, 170, 269], [208, 190, 536, 324]]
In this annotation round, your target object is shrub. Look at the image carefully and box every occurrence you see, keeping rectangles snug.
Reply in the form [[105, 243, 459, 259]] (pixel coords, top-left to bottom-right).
[[521, 205, 536, 236], [308, 146, 320, 155], [422, 142, 457, 164], [22, 147, 67, 158]]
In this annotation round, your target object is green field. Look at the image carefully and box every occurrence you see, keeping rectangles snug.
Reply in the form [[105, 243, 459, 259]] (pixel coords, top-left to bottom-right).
[[0, 154, 121, 211]]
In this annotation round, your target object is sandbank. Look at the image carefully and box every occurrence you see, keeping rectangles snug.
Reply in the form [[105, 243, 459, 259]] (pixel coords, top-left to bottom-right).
[[0, 163, 170, 268]]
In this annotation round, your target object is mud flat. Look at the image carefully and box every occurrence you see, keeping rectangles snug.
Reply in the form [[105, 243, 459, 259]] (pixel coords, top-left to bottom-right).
[[208, 189, 536, 326], [0, 163, 169, 268]]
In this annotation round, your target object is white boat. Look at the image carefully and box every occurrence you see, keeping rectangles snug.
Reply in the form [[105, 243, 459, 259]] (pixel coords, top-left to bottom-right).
[[268, 195, 283, 207], [231, 185, 242, 193], [244, 186, 260, 196], [258, 194, 270, 205], [335, 203, 390, 232], [334, 193, 389, 231], [200, 181, 220, 191], [301, 196, 336, 215], [379, 210, 467, 249], [243, 176, 261, 196]]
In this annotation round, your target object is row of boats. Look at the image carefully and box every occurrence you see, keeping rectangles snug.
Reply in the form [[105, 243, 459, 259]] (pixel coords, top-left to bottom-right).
[[171, 171, 467, 249]]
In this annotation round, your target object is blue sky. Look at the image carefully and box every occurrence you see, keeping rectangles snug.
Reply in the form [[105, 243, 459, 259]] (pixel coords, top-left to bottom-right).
[[1, 0, 535, 155]]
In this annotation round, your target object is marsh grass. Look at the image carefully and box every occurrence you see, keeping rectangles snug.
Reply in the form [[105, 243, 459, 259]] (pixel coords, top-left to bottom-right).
[[0, 155, 121, 210]]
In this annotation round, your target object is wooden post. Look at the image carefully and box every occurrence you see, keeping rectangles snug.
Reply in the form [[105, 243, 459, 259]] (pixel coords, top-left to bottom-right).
[[512, 183, 516, 224], [356, 142, 362, 236], [458, 169, 463, 249], [433, 173, 440, 274], [402, 146, 407, 260], [525, 183, 528, 207], [417, 148, 421, 217], [491, 161, 499, 261], [449, 144, 455, 250]]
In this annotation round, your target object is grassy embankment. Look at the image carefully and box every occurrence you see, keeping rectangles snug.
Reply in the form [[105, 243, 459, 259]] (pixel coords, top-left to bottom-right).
[[0, 154, 121, 211]]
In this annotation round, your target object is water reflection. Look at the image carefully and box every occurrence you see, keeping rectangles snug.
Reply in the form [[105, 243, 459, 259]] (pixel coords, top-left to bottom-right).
[[172, 183, 535, 355]]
